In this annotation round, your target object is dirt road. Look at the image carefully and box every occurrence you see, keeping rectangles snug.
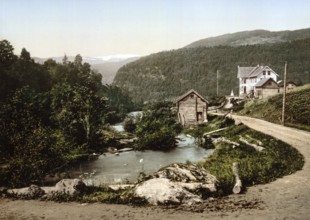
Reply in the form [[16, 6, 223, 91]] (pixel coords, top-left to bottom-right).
[[1, 116, 310, 220]]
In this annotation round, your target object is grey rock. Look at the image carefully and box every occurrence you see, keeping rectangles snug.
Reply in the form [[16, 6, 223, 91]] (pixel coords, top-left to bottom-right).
[[8, 185, 45, 199], [134, 178, 202, 205], [54, 179, 86, 195], [134, 163, 218, 206], [7, 179, 86, 200], [108, 184, 134, 191], [152, 163, 218, 184]]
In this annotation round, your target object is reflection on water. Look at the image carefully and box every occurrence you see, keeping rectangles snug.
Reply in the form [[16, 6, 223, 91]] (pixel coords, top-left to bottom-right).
[[68, 134, 214, 185]]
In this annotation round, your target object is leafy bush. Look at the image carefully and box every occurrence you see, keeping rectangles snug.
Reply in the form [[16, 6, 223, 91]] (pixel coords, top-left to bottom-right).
[[0, 40, 137, 187], [219, 117, 235, 128], [3, 127, 70, 187], [134, 101, 182, 150]]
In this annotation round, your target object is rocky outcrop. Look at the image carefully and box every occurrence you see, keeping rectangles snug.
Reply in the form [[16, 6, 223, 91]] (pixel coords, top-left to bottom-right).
[[134, 163, 218, 206], [135, 178, 202, 205], [7, 179, 86, 199], [151, 163, 217, 184], [6, 165, 218, 206], [54, 178, 86, 195], [7, 184, 45, 199]]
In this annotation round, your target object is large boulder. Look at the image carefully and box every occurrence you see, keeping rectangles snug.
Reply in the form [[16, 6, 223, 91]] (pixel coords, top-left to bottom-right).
[[54, 178, 86, 195], [135, 178, 201, 205], [134, 163, 218, 206], [152, 163, 217, 185]]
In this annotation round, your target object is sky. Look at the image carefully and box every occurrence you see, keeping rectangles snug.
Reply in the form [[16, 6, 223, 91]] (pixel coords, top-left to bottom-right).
[[1, 0, 310, 58]]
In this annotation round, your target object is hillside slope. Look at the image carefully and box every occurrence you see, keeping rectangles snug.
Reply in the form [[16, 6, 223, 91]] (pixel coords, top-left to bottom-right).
[[185, 28, 310, 48], [239, 84, 310, 130], [113, 39, 310, 103]]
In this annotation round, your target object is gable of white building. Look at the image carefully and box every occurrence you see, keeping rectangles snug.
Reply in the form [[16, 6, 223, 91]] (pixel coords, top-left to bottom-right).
[[237, 65, 279, 96]]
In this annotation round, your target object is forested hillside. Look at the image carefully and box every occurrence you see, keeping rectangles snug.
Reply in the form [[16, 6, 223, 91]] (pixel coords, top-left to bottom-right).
[[185, 28, 310, 48], [0, 40, 135, 187], [113, 38, 310, 103]]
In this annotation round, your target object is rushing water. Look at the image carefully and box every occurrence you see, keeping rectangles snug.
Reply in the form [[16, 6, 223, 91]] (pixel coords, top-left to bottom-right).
[[68, 133, 213, 185], [112, 111, 142, 132], [111, 123, 124, 132]]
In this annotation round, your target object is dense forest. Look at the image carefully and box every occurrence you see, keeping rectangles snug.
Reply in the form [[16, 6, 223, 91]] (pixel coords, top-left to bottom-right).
[[113, 38, 310, 103], [0, 40, 135, 187]]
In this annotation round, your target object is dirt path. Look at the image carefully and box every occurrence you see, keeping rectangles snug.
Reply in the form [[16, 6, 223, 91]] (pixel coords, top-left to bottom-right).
[[229, 115, 310, 220], [1, 116, 310, 220]]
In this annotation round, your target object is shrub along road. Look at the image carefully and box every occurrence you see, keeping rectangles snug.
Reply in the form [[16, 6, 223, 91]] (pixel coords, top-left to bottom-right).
[[0, 115, 310, 220]]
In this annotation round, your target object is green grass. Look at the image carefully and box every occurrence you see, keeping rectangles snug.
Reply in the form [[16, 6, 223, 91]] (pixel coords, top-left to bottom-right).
[[239, 84, 310, 131], [197, 122, 304, 195], [6, 184, 147, 205], [183, 114, 234, 138], [80, 188, 147, 205]]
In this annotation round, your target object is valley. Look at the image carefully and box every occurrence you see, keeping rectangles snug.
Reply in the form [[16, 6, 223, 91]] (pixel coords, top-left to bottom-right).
[[1, 26, 310, 220], [2, 1, 310, 219]]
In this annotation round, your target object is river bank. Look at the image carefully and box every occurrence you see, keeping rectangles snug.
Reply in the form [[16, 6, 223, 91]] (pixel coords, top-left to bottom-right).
[[1, 116, 309, 219]]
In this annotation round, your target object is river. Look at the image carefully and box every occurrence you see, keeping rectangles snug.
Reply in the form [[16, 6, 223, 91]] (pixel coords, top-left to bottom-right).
[[67, 115, 213, 185]]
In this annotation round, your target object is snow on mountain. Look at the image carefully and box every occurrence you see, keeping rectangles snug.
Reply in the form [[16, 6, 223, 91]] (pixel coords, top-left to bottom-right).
[[34, 54, 141, 65], [95, 54, 140, 62], [33, 54, 141, 84]]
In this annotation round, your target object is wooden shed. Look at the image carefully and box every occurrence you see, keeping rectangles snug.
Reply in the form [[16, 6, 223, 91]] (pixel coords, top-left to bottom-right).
[[255, 78, 279, 99], [176, 89, 208, 127]]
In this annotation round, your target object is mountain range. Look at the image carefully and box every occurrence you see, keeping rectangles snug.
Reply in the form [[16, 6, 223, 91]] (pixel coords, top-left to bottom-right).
[[33, 28, 310, 95], [113, 28, 310, 103], [185, 28, 310, 48]]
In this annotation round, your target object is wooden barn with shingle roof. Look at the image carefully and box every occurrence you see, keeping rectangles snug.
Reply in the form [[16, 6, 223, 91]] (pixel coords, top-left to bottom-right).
[[176, 89, 208, 128]]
